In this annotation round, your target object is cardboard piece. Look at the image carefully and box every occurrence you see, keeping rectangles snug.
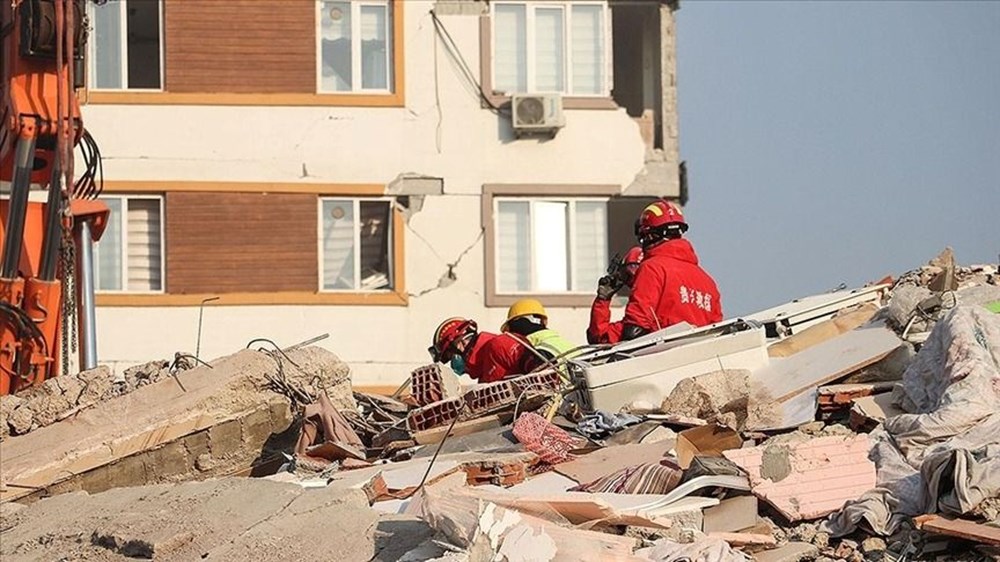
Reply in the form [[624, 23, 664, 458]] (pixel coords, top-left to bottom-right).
[[703, 496, 759, 533], [675, 424, 743, 469]]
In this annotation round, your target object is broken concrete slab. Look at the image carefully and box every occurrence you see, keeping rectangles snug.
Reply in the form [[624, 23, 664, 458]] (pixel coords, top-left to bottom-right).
[[746, 325, 903, 430], [661, 369, 750, 429], [578, 324, 768, 413], [0, 478, 379, 561], [848, 392, 903, 431], [0, 346, 351, 503], [703, 496, 758, 533], [723, 434, 876, 522]]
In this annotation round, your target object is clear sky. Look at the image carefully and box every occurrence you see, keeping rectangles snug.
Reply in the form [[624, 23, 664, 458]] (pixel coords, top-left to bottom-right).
[[675, 1, 1000, 316]]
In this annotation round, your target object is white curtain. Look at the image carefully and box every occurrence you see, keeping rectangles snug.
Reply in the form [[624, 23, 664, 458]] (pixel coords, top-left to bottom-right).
[[494, 4, 527, 93], [360, 5, 389, 90], [573, 201, 608, 291], [126, 199, 162, 291], [322, 199, 356, 290], [534, 8, 565, 92], [95, 198, 123, 291], [571, 4, 604, 95], [497, 201, 531, 292], [91, 0, 123, 89], [532, 201, 569, 292], [320, 1, 353, 91]]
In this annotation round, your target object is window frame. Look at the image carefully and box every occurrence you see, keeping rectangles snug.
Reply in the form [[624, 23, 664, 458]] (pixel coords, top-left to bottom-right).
[[93, 194, 166, 295], [483, 184, 620, 308], [86, 0, 165, 92], [317, 196, 397, 293], [489, 0, 612, 98], [315, 0, 395, 95]]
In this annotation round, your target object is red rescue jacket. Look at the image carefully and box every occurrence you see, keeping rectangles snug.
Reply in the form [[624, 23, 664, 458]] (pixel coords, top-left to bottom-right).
[[622, 239, 723, 333], [587, 297, 625, 345], [464, 332, 538, 383]]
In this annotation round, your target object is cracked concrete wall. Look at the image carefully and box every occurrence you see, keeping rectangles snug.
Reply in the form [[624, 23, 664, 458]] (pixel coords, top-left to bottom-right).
[[83, 1, 651, 386]]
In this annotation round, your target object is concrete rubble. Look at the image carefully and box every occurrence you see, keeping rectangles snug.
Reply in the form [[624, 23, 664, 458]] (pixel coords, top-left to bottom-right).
[[2, 249, 999, 561]]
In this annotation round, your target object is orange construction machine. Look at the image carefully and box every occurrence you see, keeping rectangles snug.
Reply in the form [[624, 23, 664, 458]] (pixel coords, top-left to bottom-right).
[[1, 0, 108, 395]]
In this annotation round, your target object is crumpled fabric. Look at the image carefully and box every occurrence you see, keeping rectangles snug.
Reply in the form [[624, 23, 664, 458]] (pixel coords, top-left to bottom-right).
[[570, 460, 683, 495], [823, 306, 1000, 537], [576, 410, 642, 438], [635, 537, 750, 562], [512, 412, 579, 464], [295, 392, 364, 461]]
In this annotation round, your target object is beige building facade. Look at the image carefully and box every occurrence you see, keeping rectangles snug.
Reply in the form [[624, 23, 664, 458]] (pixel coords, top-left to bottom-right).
[[82, 0, 684, 387]]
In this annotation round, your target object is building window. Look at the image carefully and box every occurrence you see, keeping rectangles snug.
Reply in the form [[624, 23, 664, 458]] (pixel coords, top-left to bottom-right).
[[320, 198, 394, 291], [494, 197, 608, 294], [94, 196, 164, 293], [318, 0, 394, 93], [492, 1, 608, 96], [89, 0, 163, 90]]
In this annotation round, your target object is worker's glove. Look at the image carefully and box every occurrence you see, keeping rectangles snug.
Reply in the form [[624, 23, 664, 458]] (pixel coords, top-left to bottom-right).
[[596, 275, 622, 300]]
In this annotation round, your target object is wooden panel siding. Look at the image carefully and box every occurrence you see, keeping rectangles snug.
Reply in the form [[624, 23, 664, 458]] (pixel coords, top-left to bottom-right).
[[164, 0, 316, 93], [165, 192, 318, 293]]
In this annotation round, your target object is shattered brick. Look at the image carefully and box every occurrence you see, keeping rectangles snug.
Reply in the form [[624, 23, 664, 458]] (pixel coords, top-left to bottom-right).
[[409, 364, 460, 407], [406, 397, 464, 432], [462, 381, 517, 417], [510, 371, 564, 395]]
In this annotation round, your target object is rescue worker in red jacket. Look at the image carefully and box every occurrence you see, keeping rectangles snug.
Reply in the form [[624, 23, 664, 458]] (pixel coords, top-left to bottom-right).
[[620, 200, 723, 340], [587, 246, 644, 344], [428, 317, 540, 383]]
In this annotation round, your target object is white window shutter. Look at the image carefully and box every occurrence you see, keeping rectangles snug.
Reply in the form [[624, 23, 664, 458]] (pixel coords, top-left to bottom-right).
[[573, 201, 608, 291], [125, 199, 162, 291], [497, 201, 531, 292], [571, 4, 604, 95], [534, 8, 565, 92], [95, 198, 123, 291], [494, 4, 527, 94]]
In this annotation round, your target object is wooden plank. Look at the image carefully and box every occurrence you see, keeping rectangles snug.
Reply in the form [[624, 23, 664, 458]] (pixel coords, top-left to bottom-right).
[[768, 303, 879, 358], [751, 325, 902, 404], [413, 416, 503, 445], [914, 514, 1000, 546], [164, 0, 315, 93], [165, 192, 318, 293]]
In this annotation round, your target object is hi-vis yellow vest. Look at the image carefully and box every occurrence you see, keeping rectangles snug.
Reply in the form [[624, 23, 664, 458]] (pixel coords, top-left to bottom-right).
[[526, 329, 579, 362]]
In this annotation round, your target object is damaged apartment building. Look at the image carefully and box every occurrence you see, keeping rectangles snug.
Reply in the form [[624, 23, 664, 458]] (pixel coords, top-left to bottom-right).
[[82, 0, 685, 387]]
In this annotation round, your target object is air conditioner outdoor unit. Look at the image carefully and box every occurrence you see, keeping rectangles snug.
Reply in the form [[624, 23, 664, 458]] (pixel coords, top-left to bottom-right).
[[511, 93, 565, 136]]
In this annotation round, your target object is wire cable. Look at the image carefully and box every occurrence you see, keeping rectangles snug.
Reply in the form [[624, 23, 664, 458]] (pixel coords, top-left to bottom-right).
[[429, 10, 510, 116]]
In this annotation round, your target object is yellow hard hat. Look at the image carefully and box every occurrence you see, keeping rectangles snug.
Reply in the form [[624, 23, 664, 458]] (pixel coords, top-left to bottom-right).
[[502, 298, 547, 332]]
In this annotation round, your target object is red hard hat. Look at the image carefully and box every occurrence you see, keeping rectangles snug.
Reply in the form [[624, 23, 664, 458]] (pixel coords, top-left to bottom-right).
[[430, 317, 477, 362], [623, 246, 644, 285], [635, 200, 688, 236]]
